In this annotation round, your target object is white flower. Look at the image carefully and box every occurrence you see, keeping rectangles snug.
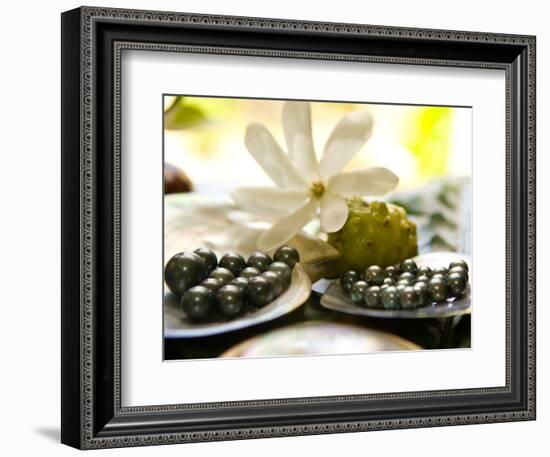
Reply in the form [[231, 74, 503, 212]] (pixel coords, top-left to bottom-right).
[[231, 102, 399, 251]]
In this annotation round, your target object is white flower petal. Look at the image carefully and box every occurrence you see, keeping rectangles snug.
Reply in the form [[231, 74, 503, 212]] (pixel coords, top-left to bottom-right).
[[203, 222, 266, 256], [257, 199, 318, 251], [319, 110, 374, 179], [231, 187, 309, 218], [319, 192, 349, 233], [327, 167, 399, 197], [282, 102, 319, 181], [245, 123, 307, 189]]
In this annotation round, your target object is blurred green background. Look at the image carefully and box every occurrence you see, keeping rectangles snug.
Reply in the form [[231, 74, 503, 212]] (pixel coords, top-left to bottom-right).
[[164, 95, 471, 194]]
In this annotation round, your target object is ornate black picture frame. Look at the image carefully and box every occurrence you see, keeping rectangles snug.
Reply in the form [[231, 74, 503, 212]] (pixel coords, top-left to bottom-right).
[[61, 6, 536, 449]]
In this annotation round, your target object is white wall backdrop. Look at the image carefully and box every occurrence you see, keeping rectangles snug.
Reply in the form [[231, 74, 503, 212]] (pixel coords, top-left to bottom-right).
[[0, 0, 545, 456]]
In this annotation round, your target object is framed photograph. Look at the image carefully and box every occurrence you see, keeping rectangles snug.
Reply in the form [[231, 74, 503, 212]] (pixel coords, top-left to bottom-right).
[[61, 6, 536, 449]]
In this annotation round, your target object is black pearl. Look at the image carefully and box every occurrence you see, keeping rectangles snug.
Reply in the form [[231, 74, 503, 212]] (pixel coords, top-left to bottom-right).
[[164, 252, 207, 296], [218, 252, 246, 276], [432, 266, 448, 276], [364, 266, 384, 285], [415, 280, 428, 288], [400, 286, 419, 309], [350, 280, 368, 304], [246, 251, 272, 272], [383, 277, 395, 286], [397, 279, 413, 288], [431, 273, 447, 282], [398, 272, 416, 283], [210, 267, 235, 285], [400, 259, 418, 275], [181, 285, 213, 321], [396, 283, 407, 294], [384, 265, 399, 279], [215, 285, 244, 317], [341, 270, 360, 292], [428, 277, 447, 302], [193, 248, 218, 274], [230, 277, 249, 292], [416, 274, 430, 284], [414, 281, 428, 307], [447, 272, 468, 297], [449, 259, 469, 273], [365, 286, 381, 308], [262, 270, 285, 297], [448, 266, 469, 281], [239, 266, 261, 280], [201, 277, 223, 293], [273, 245, 300, 269], [381, 285, 400, 309], [267, 261, 292, 288], [246, 276, 275, 308], [417, 266, 432, 277]]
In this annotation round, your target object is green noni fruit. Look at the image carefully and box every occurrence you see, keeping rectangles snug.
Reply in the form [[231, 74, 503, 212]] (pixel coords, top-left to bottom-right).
[[327, 198, 418, 274]]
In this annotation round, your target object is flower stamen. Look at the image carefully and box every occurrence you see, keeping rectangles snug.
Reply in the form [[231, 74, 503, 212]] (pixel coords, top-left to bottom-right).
[[310, 181, 325, 199]]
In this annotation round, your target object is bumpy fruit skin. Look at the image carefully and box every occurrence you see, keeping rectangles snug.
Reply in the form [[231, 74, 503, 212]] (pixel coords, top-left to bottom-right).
[[327, 198, 418, 274]]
